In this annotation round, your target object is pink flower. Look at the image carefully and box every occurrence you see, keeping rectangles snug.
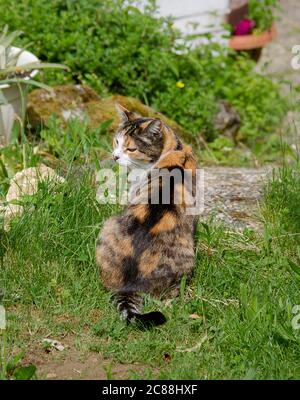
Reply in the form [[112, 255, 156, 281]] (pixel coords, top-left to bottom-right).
[[234, 19, 255, 36]]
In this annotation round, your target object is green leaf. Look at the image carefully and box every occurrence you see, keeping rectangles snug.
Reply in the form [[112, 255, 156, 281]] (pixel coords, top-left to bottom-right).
[[0, 78, 52, 91], [275, 324, 297, 343], [0, 90, 7, 105], [1, 62, 69, 76], [287, 259, 300, 280], [12, 364, 36, 380], [180, 274, 187, 300], [6, 352, 25, 373], [0, 62, 69, 82], [0, 25, 9, 42], [98, 119, 113, 134], [0, 29, 23, 49]]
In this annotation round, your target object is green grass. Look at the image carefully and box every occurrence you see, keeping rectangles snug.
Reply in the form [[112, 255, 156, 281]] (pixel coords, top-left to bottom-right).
[[1, 150, 300, 379]]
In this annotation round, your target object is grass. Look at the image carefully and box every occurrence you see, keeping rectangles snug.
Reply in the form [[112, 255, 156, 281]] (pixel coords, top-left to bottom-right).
[[1, 133, 300, 379]]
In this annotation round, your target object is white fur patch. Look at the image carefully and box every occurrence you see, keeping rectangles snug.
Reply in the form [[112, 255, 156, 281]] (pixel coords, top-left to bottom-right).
[[113, 133, 153, 170]]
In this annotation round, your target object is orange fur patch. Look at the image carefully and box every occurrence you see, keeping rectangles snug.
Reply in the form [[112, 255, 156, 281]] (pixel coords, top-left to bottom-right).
[[139, 249, 161, 277], [150, 211, 178, 235], [132, 204, 148, 222], [161, 126, 178, 154], [155, 151, 185, 169]]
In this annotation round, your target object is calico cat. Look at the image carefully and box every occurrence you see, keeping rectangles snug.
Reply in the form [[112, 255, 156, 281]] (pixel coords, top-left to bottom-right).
[[96, 105, 198, 327]]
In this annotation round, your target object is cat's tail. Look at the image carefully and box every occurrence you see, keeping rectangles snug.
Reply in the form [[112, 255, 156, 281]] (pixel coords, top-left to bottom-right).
[[116, 293, 166, 328]]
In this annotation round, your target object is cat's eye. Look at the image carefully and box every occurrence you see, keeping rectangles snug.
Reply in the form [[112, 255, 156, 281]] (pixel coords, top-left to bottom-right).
[[127, 148, 137, 152]]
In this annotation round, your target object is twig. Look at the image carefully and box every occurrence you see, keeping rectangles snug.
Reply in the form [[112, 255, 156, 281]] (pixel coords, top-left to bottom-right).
[[176, 334, 209, 353]]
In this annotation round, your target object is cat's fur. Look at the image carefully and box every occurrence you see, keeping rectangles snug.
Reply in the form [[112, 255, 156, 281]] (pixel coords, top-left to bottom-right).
[[96, 105, 198, 327]]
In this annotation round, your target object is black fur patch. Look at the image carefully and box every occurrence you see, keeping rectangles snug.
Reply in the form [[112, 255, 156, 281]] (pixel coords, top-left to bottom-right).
[[134, 311, 167, 329], [127, 216, 153, 254], [122, 256, 139, 285]]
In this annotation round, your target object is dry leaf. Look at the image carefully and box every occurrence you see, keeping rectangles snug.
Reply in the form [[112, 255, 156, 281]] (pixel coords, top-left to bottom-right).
[[176, 334, 209, 353], [189, 313, 202, 320]]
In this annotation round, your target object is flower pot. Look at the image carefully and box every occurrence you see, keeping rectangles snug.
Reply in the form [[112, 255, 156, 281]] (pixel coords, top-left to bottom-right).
[[229, 24, 277, 50], [229, 24, 277, 60], [228, 0, 248, 28], [0, 47, 39, 145]]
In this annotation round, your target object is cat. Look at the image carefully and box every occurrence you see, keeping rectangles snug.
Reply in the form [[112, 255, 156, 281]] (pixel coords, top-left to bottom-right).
[[96, 104, 199, 328]]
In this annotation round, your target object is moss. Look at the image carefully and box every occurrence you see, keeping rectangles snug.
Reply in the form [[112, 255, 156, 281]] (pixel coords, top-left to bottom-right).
[[27, 86, 195, 144]]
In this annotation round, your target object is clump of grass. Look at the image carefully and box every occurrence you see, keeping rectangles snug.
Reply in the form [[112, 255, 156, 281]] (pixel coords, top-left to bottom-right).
[[262, 157, 300, 285], [263, 160, 300, 240], [1, 125, 300, 379], [0, 169, 119, 318], [1, 159, 300, 379]]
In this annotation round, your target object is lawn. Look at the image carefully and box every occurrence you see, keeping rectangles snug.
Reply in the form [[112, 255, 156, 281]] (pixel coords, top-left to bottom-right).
[[1, 0, 300, 381], [1, 142, 300, 379]]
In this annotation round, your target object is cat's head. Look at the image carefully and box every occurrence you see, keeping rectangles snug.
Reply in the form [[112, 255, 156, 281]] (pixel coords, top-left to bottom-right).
[[112, 104, 164, 169]]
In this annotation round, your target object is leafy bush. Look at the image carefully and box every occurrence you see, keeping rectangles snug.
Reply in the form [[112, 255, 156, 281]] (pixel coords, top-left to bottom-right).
[[249, 0, 279, 33], [0, 0, 287, 142]]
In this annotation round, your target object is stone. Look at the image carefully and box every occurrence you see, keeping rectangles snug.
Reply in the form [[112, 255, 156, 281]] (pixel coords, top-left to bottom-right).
[[0, 164, 65, 231], [26, 85, 194, 144], [201, 166, 270, 231], [26, 84, 100, 128]]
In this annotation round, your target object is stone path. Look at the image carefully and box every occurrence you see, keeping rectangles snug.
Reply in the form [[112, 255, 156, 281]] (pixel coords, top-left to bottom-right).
[[202, 167, 269, 230]]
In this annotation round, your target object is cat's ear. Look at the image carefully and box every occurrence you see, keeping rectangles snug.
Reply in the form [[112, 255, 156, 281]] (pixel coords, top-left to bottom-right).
[[115, 103, 138, 123], [146, 119, 163, 136]]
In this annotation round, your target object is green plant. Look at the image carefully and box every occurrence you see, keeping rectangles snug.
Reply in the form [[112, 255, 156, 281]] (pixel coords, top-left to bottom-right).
[[0, 118, 300, 379], [0, 25, 67, 104], [2, 169, 300, 379], [0, 0, 288, 144], [249, 0, 279, 33], [0, 25, 68, 144], [262, 148, 300, 282], [0, 346, 36, 380], [0, 116, 113, 197], [39, 117, 113, 166], [263, 159, 300, 241]]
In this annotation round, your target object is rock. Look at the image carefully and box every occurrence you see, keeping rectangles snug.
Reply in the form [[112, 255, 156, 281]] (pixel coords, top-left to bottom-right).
[[0, 164, 65, 231], [26, 85, 194, 144], [46, 373, 57, 379], [27, 85, 100, 128], [42, 338, 65, 352], [201, 166, 270, 230]]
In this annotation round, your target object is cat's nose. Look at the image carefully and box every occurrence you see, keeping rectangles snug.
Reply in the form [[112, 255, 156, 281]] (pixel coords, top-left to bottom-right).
[[113, 155, 119, 161]]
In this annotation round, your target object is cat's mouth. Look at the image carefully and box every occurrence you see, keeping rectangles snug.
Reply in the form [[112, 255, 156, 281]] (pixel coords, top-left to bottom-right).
[[114, 157, 133, 167], [114, 156, 153, 171]]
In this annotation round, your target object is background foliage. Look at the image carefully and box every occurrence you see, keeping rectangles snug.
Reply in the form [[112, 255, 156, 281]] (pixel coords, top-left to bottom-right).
[[0, 0, 287, 143], [249, 0, 279, 32]]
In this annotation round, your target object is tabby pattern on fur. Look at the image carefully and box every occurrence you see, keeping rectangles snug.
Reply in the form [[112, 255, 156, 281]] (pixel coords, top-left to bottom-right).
[[96, 105, 198, 327]]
